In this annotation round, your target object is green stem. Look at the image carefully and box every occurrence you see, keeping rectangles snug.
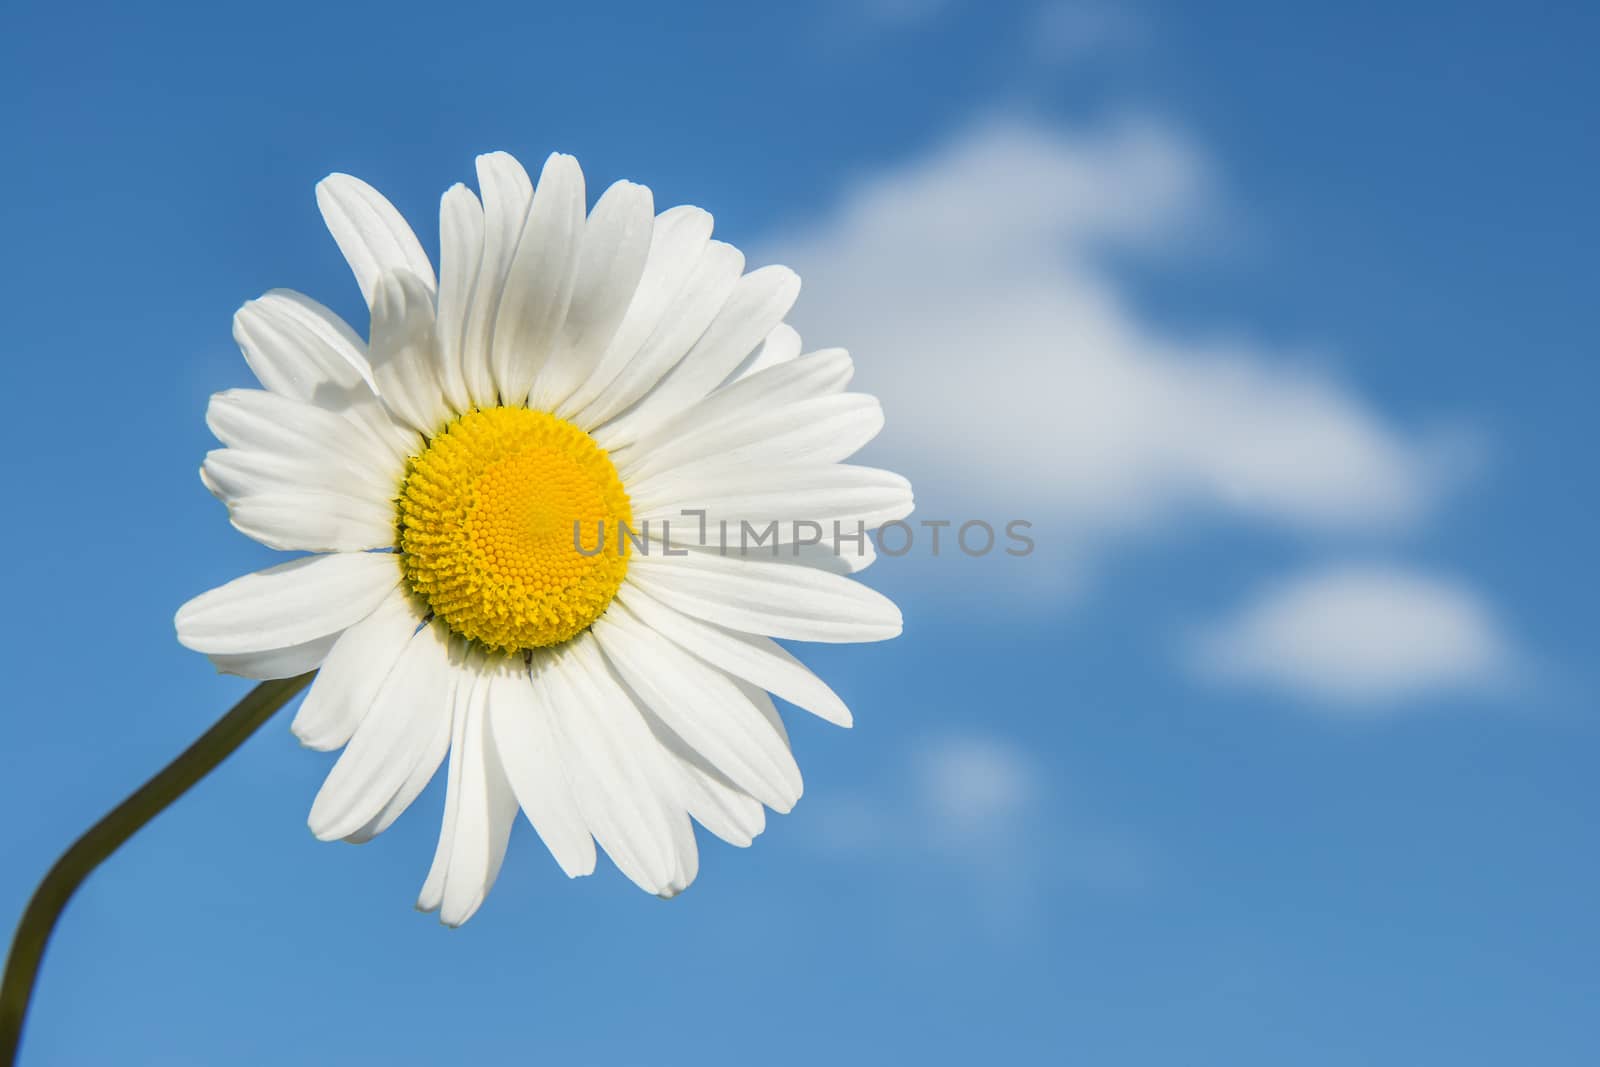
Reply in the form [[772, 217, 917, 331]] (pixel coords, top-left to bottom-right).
[[0, 673, 314, 1066]]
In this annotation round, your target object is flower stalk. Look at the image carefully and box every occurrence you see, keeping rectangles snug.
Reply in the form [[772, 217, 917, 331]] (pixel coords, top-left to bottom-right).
[[0, 673, 314, 1067]]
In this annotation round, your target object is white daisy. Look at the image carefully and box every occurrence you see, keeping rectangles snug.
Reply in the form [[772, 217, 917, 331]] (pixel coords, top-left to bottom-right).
[[174, 151, 912, 924]]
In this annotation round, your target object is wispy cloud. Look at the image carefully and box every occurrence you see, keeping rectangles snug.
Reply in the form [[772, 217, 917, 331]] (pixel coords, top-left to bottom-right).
[[911, 733, 1035, 846], [1186, 564, 1519, 708], [807, 732, 1148, 933], [1030, 1, 1146, 65]]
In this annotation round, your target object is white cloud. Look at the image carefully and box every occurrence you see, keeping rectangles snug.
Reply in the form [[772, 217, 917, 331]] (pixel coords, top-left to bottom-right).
[[764, 116, 1469, 552], [762, 111, 1516, 704], [1187, 564, 1518, 707]]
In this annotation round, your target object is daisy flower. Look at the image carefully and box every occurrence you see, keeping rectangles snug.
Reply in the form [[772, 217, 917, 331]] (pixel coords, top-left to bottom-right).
[[174, 151, 912, 925]]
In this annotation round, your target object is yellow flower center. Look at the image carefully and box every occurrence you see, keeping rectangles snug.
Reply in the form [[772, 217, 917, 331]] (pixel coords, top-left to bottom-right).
[[396, 406, 632, 653]]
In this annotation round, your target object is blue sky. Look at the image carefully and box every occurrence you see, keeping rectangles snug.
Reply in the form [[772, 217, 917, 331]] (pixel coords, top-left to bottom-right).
[[2, 0, 1597, 1063]]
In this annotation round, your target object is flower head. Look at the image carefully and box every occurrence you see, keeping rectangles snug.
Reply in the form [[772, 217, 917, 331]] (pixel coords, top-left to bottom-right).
[[175, 152, 912, 924]]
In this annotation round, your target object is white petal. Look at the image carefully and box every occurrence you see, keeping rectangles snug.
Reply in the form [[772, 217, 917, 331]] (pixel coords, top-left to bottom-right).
[[486, 658, 596, 878], [664, 744, 765, 847], [202, 431, 396, 554], [541, 636, 695, 896], [250, 289, 376, 388], [201, 447, 393, 513], [225, 492, 396, 553], [249, 289, 419, 457], [594, 606, 802, 812], [793, 533, 877, 575], [631, 703, 765, 847], [461, 152, 534, 408], [613, 510, 876, 574], [234, 294, 362, 401], [232, 291, 417, 466], [738, 679, 790, 748], [726, 322, 803, 384], [419, 654, 521, 926], [626, 550, 902, 644], [793, 348, 857, 395], [345, 391, 422, 475], [558, 205, 714, 421], [435, 183, 484, 415], [616, 583, 852, 727], [417, 660, 474, 913], [292, 585, 425, 751], [205, 389, 401, 498], [613, 348, 856, 480], [631, 464, 914, 539], [315, 173, 436, 306], [307, 620, 454, 841], [617, 392, 882, 485], [370, 270, 450, 436], [615, 349, 855, 484], [206, 632, 338, 680], [444, 710, 518, 927], [596, 264, 800, 448], [488, 153, 585, 405], [662, 759, 700, 893], [345, 699, 451, 845], [573, 240, 744, 430], [176, 553, 400, 658], [528, 179, 654, 412]]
